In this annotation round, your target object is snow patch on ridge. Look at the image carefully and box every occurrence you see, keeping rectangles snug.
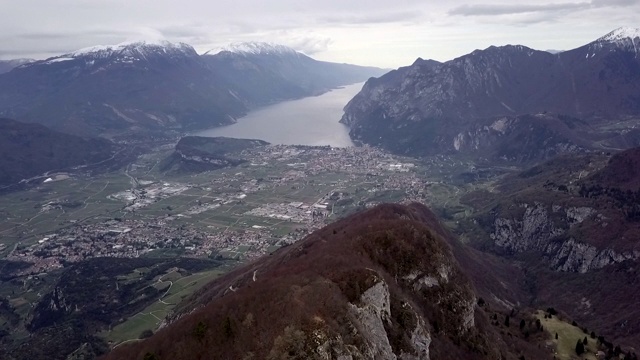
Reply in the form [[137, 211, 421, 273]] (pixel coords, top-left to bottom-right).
[[44, 57, 74, 64], [205, 42, 299, 56]]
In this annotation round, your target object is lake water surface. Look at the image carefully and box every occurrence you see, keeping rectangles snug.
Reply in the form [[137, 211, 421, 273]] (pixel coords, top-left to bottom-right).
[[195, 82, 364, 147]]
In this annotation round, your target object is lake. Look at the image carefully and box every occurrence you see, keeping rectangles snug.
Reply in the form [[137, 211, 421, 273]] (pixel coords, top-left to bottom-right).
[[195, 82, 364, 147]]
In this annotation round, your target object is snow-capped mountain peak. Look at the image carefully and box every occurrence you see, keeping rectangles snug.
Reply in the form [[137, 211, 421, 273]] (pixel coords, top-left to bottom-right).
[[204, 42, 299, 57], [598, 27, 640, 42], [591, 27, 640, 57], [65, 40, 196, 59]]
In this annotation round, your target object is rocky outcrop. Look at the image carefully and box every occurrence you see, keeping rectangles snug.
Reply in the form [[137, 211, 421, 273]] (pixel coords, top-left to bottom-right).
[[546, 238, 640, 273], [491, 203, 565, 253], [349, 279, 397, 359], [489, 202, 640, 272], [449, 115, 589, 163], [349, 277, 432, 360]]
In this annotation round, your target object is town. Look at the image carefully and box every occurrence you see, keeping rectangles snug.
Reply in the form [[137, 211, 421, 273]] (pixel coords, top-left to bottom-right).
[[2, 143, 474, 276]]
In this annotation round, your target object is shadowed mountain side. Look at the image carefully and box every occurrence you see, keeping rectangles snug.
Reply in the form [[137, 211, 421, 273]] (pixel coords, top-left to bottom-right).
[[203, 46, 387, 107], [0, 118, 116, 186], [105, 203, 547, 360], [589, 147, 640, 191], [0, 59, 33, 74]]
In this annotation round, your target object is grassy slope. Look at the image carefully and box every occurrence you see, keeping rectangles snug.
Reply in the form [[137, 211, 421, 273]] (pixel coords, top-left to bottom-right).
[[536, 311, 597, 360]]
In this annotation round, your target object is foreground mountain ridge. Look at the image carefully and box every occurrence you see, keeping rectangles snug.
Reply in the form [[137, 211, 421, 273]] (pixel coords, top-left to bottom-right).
[[105, 203, 550, 360]]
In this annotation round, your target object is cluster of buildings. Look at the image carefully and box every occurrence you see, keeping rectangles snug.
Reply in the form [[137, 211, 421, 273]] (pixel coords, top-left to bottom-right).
[[245, 202, 328, 222]]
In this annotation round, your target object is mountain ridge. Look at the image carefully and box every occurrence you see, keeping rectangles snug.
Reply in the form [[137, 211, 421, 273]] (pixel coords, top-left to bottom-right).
[[105, 203, 547, 360], [341, 27, 640, 161], [0, 59, 34, 74], [0, 39, 384, 138], [204, 41, 300, 57]]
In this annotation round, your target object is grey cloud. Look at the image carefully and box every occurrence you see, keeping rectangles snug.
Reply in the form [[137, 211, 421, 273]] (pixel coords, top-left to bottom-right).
[[13, 29, 130, 41], [592, 0, 639, 6], [320, 11, 425, 25], [158, 25, 211, 38], [449, 2, 589, 16], [449, 0, 639, 16], [286, 37, 333, 55]]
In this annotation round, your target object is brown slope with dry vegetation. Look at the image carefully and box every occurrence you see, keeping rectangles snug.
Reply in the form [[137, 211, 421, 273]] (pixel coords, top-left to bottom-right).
[[589, 147, 640, 191], [460, 148, 640, 349], [104, 203, 549, 360]]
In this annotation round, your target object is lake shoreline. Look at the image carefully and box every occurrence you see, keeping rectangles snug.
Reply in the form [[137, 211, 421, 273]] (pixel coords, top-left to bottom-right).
[[195, 82, 364, 148]]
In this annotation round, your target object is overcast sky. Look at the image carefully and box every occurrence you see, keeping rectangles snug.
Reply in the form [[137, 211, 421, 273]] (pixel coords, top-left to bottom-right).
[[0, 0, 638, 68]]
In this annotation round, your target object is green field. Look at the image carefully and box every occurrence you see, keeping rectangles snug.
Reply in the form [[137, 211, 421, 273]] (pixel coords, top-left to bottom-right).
[[104, 268, 225, 345]]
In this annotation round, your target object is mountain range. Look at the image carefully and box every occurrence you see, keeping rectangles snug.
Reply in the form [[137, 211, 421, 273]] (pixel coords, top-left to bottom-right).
[[342, 27, 640, 162], [0, 40, 385, 138]]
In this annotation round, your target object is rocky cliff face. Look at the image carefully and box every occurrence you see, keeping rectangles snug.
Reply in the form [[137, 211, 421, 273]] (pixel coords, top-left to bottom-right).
[[463, 148, 640, 274], [456, 149, 640, 349], [488, 202, 640, 273], [342, 27, 640, 159]]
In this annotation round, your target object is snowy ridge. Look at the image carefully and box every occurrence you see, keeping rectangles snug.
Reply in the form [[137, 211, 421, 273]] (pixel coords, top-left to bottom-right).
[[204, 42, 299, 56], [598, 27, 640, 42], [593, 26, 640, 57], [64, 40, 196, 59]]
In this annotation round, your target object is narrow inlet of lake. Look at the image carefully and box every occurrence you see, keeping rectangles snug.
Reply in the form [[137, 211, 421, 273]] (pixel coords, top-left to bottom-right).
[[195, 82, 364, 147]]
